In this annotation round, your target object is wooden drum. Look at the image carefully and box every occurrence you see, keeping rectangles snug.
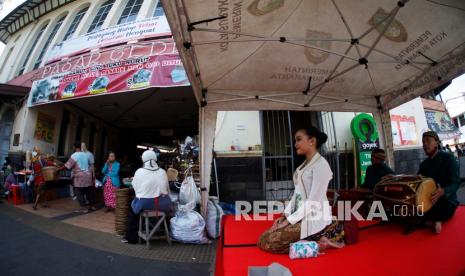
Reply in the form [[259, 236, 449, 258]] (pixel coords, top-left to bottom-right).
[[374, 175, 437, 215]]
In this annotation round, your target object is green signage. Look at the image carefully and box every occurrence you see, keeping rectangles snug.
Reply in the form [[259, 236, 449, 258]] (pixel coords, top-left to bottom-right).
[[350, 113, 380, 185]]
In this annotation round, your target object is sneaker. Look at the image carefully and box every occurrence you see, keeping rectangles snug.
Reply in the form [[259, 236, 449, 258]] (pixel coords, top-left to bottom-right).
[[72, 196, 77, 201], [121, 238, 129, 243]]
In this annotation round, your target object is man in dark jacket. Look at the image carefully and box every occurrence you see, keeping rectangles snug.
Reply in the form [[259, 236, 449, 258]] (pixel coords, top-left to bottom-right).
[[418, 131, 460, 234], [362, 148, 394, 191]]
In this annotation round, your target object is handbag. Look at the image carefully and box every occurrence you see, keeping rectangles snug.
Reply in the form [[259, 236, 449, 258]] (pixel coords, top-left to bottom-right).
[[289, 240, 319, 259]]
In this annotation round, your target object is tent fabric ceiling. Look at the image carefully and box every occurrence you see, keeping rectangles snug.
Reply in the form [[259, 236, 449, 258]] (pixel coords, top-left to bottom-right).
[[162, 0, 465, 112]]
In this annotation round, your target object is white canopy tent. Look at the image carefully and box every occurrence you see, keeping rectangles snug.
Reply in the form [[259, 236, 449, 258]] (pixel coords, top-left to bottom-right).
[[161, 0, 465, 215]]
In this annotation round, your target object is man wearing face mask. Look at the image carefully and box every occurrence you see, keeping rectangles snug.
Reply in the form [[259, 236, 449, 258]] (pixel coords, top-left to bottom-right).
[[122, 150, 171, 244], [418, 131, 460, 234]]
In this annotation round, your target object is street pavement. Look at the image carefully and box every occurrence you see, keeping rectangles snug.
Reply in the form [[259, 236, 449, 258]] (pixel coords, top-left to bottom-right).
[[0, 205, 212, 276]]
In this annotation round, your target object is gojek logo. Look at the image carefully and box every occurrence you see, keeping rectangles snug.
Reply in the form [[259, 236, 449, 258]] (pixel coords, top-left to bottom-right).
[[350, 113, 380, 185]]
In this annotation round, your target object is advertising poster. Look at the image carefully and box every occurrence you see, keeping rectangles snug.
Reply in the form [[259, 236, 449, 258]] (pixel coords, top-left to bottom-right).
[[34, 112, 56, 143], [27, 40, 189, 107], [424, 110, 462, 140], [390, 115, 419, 146], [44, 17, 171, 64]]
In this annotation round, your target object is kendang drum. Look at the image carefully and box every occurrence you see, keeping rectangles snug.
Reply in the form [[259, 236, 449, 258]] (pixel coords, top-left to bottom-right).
[[373, 175, 437, 216]]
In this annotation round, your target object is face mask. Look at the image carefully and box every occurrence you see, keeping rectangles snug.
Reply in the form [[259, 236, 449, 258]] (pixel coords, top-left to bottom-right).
[[32, 151, 38, 157]]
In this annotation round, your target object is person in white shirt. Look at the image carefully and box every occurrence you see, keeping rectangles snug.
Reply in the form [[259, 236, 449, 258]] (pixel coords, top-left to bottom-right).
[[122, 150, 172, 243], [258, 127, 345, 254]]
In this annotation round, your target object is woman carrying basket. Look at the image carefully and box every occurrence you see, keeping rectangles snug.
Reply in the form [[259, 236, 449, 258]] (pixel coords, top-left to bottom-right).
[[29, 148, 54, 210]]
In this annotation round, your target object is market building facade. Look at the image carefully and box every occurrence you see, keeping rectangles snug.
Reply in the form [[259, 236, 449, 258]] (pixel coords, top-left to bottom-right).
[[0, 0, 199, 173]]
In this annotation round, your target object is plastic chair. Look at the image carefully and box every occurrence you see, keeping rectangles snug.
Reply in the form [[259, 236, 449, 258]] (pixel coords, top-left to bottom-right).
[[8, 184, 23, 205]]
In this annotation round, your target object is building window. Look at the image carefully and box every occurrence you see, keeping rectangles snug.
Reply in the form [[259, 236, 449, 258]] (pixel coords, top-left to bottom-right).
[[153, 1, 165, 17], [459, 115, 465, 127], [34, 16, 66, 69], [88, 0, 115, 33], [118, 0, 143, 24], [0, 46, 14, 75], [18, 24, 48, 75], [63, 7, 88, 41]]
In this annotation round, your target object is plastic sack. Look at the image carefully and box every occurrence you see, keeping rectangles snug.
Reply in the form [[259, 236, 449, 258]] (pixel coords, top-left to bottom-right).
[[179, 175, 200, 204], [95, 179, 103, 188], [170, 202, 209, 244], [289, 240, 319, 259], [206, 197, 224, 239]]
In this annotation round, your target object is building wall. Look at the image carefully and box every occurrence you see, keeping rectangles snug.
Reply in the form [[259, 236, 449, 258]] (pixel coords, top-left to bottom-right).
[[0, 0, 163, 82], [9, 102, 119, 160], [0, 0, 162, 160], [214, 111, 262, 152]]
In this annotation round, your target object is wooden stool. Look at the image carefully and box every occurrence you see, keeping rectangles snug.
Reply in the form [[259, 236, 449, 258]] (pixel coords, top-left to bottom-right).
[[138, 210, 171, 249]]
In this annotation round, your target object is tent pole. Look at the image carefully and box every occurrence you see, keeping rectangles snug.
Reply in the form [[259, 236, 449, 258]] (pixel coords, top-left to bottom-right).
[[199, 107, 217, 217], [373, 108, 395, 170]]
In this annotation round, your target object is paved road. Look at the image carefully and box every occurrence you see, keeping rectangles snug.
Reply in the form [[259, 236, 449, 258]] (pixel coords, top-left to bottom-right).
[[0, 211, 210, 276]]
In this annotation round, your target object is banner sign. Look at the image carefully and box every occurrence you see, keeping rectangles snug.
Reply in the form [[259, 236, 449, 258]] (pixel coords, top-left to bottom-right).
[[424, 110, 461, 140], [390, 115, 419, 146], [44, 17, 171, 65], [350, 113, 380, 185], [27, 40, 189, 107], [34, 112, 56, 143]]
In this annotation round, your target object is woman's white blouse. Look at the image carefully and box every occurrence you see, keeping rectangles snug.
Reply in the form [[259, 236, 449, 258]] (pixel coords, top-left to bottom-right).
[[284, 152, 333, 239]]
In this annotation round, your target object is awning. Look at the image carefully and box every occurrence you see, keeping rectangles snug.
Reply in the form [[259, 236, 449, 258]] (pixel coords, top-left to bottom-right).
[[0, 83, 30, 97], [161, 0, 465, 216], [162, 0, 465, 112]]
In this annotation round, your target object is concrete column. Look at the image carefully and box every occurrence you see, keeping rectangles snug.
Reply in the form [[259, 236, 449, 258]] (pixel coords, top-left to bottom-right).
[[137, 0, 157, 20], [103, 0, 127, 28], [74, 2, 98, 36]]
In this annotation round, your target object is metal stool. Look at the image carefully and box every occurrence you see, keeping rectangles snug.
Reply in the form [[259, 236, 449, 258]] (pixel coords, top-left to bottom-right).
[[138, 210, 171, 249]]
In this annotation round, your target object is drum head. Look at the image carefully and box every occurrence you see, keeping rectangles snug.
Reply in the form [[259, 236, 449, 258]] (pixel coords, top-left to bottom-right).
[[416, 179, 437, 213]]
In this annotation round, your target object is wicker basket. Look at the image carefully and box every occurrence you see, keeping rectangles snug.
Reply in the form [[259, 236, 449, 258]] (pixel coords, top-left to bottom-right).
[[42, 166, 58, 181], [115, 188, 134, 235]]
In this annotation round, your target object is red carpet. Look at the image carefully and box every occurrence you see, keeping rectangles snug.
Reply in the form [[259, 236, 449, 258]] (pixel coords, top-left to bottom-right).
[[216, 207, 465, 276]]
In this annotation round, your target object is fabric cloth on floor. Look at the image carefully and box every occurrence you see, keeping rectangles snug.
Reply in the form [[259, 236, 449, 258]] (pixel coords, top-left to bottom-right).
[[257, 220, 344, 254]]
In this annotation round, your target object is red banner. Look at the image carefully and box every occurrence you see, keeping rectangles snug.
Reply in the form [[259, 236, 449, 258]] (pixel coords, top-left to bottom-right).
[[27, 40, 189, 106]]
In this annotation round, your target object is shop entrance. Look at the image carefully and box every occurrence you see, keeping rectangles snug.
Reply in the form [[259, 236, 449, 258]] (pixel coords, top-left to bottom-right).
[[52, 86, 199, 178]]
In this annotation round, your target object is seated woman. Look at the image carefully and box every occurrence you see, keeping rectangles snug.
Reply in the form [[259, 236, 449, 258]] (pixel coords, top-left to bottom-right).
[[258, 127, 344, 254], [122, 150, 172, 243], [102, 152, 120, 212], [3, 165, 16, 196]]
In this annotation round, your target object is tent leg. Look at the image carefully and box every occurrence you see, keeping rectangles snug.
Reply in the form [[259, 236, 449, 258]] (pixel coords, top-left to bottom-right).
[[199, 107, 217, 218], [373, 109, 395, 170]]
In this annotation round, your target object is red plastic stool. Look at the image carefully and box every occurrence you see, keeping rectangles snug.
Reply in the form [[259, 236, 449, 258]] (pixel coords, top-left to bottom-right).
[[8, 185, 23, 205]]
